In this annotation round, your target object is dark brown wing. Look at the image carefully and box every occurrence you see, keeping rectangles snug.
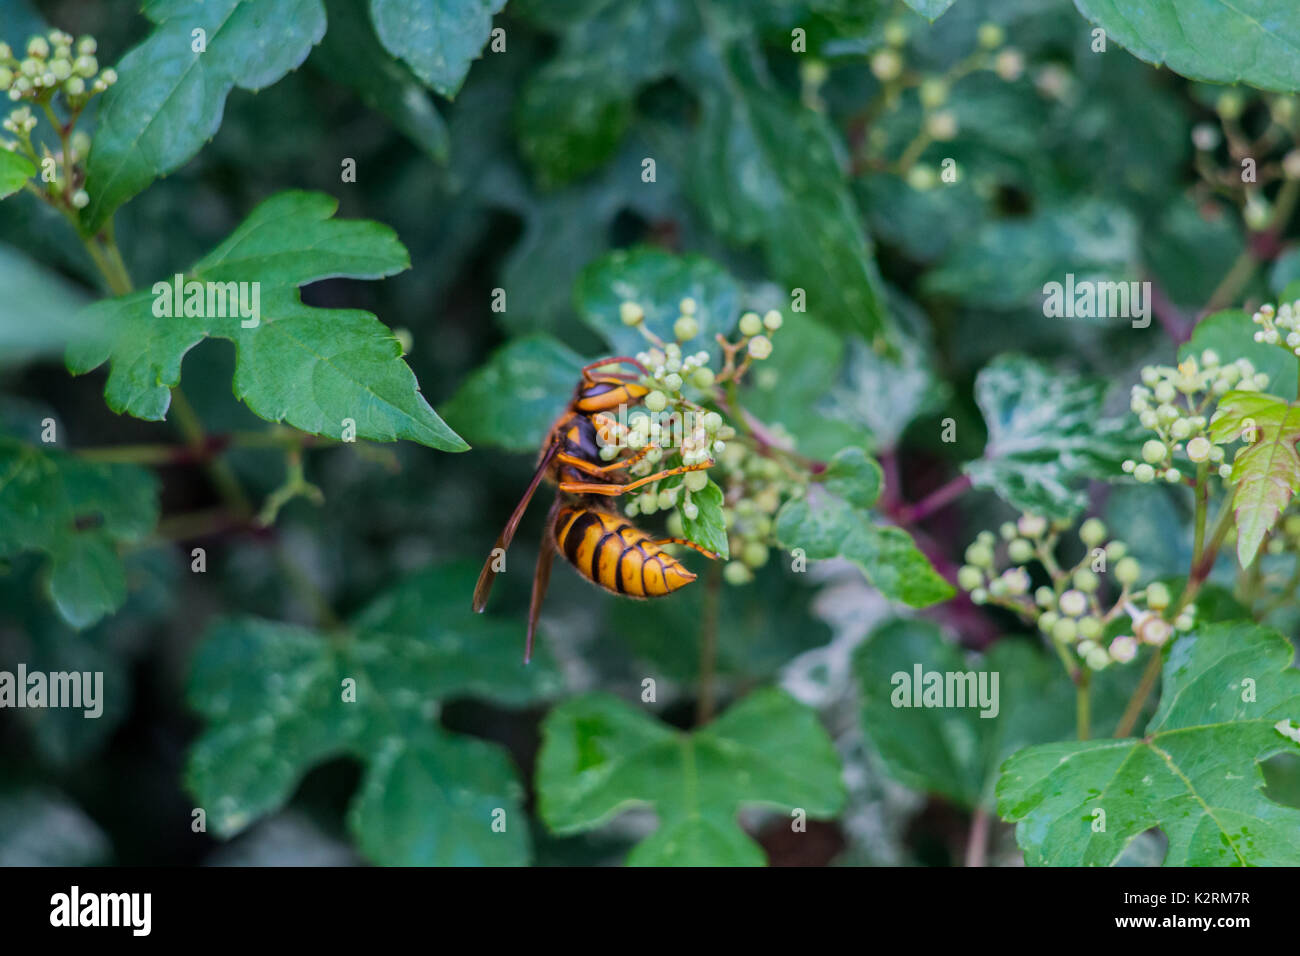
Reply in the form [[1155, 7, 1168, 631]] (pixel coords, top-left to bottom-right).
[[472, 440, 560, 613], [524, 498, 561, 664]]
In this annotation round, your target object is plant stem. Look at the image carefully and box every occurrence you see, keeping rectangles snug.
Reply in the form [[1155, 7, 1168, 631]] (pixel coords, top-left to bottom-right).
[[1203, 248, 1258, 314], [696, 561, 722, 725], [1192, 464, 1208, 560], [1113, 498, 1235, 737], [896, 473, 973, 524], [168, 387, 252, 518], [964, 806, 989, 868]]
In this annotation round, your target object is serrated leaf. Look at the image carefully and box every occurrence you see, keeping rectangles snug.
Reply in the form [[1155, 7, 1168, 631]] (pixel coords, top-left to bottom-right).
[[83, 0, 328, 230], [1208, 390, 1300, 567], [536, 688, 845, 865], [855, 619, 1134, 809], [184, 562, 561, 864], [964, 354, 1139, 520], [775, 489, 953, 608], [440, 334, 585, 452], [368, 0, 506, 98], [0, 149, 34, 199], [1181, 310, 1299, 401], [314, 0, 449, 162], [0, 439, 158, 628], [1072, 0, 1300, 92], [997, 621, 1300, 865], [66, 191, 466, 450], [575, 247, 741, 366], [681, 478, 728, 560]]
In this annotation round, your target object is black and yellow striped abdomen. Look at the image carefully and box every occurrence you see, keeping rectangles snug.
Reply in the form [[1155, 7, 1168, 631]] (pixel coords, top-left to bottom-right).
[[553, 507, 696, 597]]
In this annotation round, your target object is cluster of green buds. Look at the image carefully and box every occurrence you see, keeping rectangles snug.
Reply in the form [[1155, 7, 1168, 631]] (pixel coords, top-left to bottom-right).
[[2, 30, 114, 214], [711, 433, 800, 586], [0, 30, 116, 104], [1251, 300, 1300, 357], [1123, 350, 1254, 484], [606, 297, 799, 585], [958, 514, 1197, 671], [868, 20, 1025, 192]]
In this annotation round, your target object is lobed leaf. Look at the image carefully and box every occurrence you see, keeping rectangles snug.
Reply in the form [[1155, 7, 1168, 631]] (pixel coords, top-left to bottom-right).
[[185, 563, 562, 864], [997, 621, 1300, 865], [536, 688, 845, 865], [0, 438, 159, 628], [67, 191, 467, 450]]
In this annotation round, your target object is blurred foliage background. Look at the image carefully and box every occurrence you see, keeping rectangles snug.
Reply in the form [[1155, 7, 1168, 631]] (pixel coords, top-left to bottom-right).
[[4, 0, 1300, 867]]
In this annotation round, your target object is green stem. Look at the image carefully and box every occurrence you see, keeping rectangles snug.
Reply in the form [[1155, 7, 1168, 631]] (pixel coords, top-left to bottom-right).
[[1192, 463, 1208, 560], [168, 387, 252, 518], [1113, 499, 1235, 737], [1203, 248, 1258, 314]]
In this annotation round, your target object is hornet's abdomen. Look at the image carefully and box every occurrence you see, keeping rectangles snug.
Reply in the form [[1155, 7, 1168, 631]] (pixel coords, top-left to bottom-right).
[[553, 507, 696, 597]]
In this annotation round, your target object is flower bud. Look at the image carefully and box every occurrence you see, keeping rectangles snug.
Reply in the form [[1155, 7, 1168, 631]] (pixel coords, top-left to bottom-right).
[[747, 335, 772, 360]]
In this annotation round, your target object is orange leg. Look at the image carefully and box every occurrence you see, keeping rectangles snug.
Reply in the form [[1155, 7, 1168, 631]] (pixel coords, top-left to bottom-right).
[[556, 446, 653, 476], [652, 537, 720, 561], [581, 356, 648, 382], [558, 459, 714, 497]]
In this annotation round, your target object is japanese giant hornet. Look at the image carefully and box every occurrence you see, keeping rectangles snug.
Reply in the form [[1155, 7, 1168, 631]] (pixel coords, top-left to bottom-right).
[[473, 356, 719, 661]]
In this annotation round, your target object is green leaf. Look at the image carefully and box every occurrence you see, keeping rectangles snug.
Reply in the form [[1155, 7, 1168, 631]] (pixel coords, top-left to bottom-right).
[[1207, 390, 1300, 567], [1181, 310, 1300, 402], [368, 0, 506, 98], [0, 148, 34, 199], [440, 333, 585, 453], [965, 354, 1139, 520], [314, 0, 449, 162], [821, 313, 947, 453], [514, 0, 689, 187], [348, 729, 529, 865], [67, 191, 466, 450], [185, 562, 562, 864], [821, 447, 882, 509], [536, 688, 845, 865], [1072, 0, 1300, 91], [576, 247, 741, 365], [903, 0, 954, 21], [681, 478, 728, 560], [997, 621, 1300, 865], [691, 60, 890, 344], [0, 439, 159, 628], [855, 619, 1135, 810], [0, 245, 93, 366], [922, 201, 1139, 313], [775, 489, 953, 607], [82, 0, 328, 230]]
